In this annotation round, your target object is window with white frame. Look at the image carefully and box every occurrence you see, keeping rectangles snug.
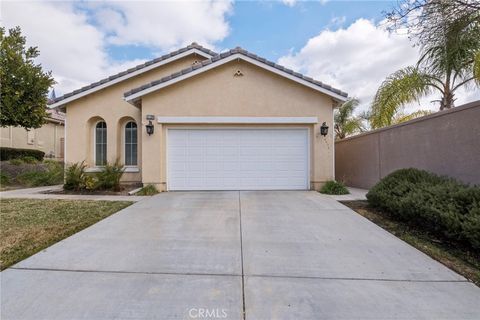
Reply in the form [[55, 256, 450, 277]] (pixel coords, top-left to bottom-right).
[[95, 121, 107, 166], [124, 121, 137, 166]]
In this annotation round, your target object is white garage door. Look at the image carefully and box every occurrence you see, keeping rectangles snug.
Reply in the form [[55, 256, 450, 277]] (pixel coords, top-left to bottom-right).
[[167, 128, 309, 190]]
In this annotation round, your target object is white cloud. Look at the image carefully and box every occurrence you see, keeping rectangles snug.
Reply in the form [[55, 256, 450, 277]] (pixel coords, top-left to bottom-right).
[[279, 19, 418, 112], [330, 16, 346, 27], [278, 18, 480, 113], [282, 0, 328, 7], [2, 1, 108, 94], [89, 0, 233, 51], [282, 0, 297, 7], [2, 1, 232, 95]]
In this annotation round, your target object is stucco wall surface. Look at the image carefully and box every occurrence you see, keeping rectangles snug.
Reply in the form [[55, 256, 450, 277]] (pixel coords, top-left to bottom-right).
[[0, 121, 65, 159], [141, 60, 336, 191], [64, 54, 204, 182], [335, 101, 480, 189]]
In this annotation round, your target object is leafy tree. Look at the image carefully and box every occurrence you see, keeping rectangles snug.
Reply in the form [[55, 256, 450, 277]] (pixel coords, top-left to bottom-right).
[[334, 98, 365, 139], [0, 26, 55, 129], [370, 0, 480, 129], [386, 0, 480, 46]]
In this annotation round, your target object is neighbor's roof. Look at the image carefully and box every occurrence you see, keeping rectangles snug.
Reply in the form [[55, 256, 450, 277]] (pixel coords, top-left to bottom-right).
[[124, 46, 348, 103], [48, 43, 216, 108], [46, 108, 65, 123]]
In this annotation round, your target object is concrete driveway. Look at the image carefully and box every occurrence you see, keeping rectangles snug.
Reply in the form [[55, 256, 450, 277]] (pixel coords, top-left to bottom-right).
[[2, 191, 480, 319]]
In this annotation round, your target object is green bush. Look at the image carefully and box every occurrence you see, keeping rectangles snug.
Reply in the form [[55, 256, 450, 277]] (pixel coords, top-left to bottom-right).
[[9, 158, 23, 165], [84, 175, 99, 190], [95, 161, 125, 191], [367, 168, 480, 250], [64, 161, 87, 191], [64, 161, 125, 192], [136, 184, 159, 196], [21, 156, 38, 164], [0, 172, 10, 186], [0, 147, 45, 161], [320, 180, 349, 195], [16, 161, 63, 187]]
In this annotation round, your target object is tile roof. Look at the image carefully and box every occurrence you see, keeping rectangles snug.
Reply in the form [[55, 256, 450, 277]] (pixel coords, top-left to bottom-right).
[[124, 46, 348, 100], [46, 108, 65, 123], [49, 43, 217, 105]]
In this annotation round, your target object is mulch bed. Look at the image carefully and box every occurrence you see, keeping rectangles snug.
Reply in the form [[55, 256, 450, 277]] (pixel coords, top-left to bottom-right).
[[42, 183, 142, 196]]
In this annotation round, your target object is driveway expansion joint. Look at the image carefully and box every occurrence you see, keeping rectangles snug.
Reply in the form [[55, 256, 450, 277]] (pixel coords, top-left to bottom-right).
[[238, 191, 246, 320], [245, 273, 470, 283], [9, 267, 242, 278]]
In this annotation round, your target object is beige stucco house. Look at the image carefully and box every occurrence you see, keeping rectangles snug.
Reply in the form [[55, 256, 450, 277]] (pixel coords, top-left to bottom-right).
[[49, 43, 348, 191], [0, 109, 65, 159]]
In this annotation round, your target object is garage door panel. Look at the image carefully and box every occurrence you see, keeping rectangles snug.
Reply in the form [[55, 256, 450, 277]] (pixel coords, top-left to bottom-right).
[[168, 129, 309, 190]]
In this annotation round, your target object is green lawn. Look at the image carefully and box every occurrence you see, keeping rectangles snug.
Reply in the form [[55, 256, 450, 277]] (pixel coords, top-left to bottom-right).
[[342, 200, 480, 287], [0, 199, 133, 270]]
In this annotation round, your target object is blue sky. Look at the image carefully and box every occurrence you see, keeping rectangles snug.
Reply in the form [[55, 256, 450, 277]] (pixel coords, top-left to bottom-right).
[[3, 0, 478, 110], [206, 1, 393, 59], [104, 1, 395, 63]]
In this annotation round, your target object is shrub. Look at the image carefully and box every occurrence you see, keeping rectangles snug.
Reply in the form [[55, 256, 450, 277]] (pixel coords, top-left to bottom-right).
[[95, 161, 125, 191], [64, 161, 87, 191], [16, 161, 63, 187], [9, 159, 23, 165], [21, 156, 38, 164], [0, 147, 44, 161], [136, 184, 159, 196], [0, 172, 10, 186], [84, 175, 98, 190], [320, 180, 349, 195], [367, 168, 480, 250]]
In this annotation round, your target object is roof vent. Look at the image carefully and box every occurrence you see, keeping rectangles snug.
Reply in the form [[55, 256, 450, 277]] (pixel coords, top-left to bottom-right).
[[234, 69, 244, 77]]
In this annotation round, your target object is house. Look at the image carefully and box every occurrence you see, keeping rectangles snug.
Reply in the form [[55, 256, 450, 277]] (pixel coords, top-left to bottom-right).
[[0, 108, 65, 159], [49, 43, 348, 191]]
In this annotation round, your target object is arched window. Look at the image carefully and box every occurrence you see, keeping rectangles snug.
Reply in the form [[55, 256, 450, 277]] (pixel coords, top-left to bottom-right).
[[95, 121, 107, 166], [124, 121, 137, 166]]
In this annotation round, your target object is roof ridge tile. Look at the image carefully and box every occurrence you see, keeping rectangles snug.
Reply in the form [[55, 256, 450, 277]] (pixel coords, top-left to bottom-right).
[[123, 47, 348, 100], [50, 43, 217, 105]]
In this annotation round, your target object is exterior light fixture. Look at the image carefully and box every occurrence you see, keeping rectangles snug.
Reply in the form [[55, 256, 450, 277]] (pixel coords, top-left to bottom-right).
[[146, 115, 155, 135], [320, 122, 329, 136], [146, 121, 154, 135]]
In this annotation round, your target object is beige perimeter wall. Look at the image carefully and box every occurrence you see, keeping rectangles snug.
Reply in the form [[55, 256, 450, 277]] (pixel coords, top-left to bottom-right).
[[0, 121, 65, 159], [335, 101, 480, 189]]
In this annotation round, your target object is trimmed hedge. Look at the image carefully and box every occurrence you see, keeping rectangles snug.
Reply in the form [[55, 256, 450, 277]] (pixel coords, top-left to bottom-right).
[[366, 168, 480, 250], [0, 147, 45, 161]]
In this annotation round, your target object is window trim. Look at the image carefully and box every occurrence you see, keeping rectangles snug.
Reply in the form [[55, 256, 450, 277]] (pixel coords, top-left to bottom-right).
[[94, 120, 107, 167], [123, 121, 138, 167]]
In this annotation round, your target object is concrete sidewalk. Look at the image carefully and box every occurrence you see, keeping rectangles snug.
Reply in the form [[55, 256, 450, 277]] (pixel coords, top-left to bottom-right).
[[0, 185, 147, 202], [326, 186, 368, 201], [2, 191, 479, 319]]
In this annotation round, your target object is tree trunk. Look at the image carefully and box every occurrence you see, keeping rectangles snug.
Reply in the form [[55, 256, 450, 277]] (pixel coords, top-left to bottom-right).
[[440, 86, 455, 110]]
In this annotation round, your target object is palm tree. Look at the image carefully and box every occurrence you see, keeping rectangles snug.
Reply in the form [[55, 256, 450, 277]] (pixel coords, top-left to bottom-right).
[[370, 4, 480, 129], [391, 110, 432, 125], [334, 98, 365, 139]]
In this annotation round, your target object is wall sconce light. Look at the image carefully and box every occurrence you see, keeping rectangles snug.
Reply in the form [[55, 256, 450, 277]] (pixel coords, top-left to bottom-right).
[[146, 121, 154, 135], [320, 122, 329, 136], [146, 114, 155, 135]]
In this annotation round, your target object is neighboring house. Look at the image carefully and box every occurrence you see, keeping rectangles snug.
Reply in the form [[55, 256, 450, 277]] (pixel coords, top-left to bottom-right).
[[0, 108, 65, 159], [49, 43, 348, 191]]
